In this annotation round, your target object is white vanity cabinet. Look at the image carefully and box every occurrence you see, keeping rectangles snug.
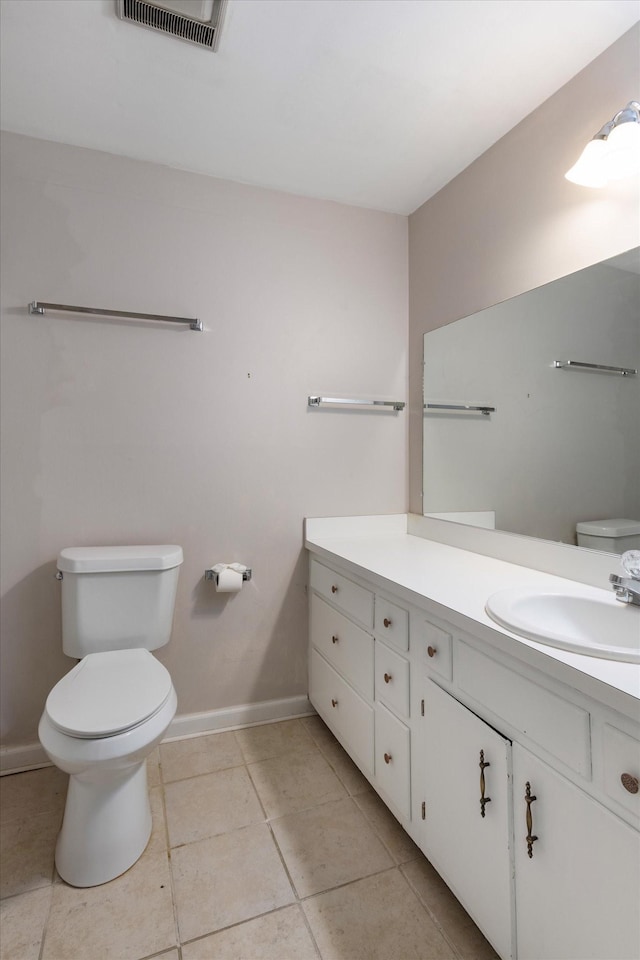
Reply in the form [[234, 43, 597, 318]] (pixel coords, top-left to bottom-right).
[[512, 743, 640, 960], [307, 548, 640, 960]]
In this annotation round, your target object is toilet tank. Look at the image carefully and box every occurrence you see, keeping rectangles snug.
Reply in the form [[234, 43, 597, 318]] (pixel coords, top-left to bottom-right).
[[576, 520, 640, 554], [57, 545, 183, 658]]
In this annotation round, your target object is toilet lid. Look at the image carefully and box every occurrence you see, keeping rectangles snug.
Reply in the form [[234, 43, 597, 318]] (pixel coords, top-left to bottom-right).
[[46, 649, 173, 738]]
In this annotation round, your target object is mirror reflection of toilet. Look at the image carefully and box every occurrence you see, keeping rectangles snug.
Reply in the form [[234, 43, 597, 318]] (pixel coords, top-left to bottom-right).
[[576, 519, 640, 554], [38, 545, 183, 887]]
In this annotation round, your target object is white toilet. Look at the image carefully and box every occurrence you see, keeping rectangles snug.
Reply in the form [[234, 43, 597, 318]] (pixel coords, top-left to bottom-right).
[[38, 544, 183, 888], [576, 519, 640, 553]]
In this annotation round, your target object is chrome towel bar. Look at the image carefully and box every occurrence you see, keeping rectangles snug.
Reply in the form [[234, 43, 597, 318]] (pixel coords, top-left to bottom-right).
[[29, 301, 203, 331], [308, 396, 405, 411], [424, 402, 495, 416], [553, 360, 636, 376]]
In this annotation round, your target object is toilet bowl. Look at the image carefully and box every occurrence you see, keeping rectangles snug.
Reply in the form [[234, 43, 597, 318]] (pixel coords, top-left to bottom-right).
[[38, 545, 183, 888], [39, 648, 177, 887]]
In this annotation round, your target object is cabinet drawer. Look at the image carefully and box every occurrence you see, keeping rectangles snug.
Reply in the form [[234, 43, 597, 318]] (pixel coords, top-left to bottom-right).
[[374, 596, 409, 651], [457, 641, 591, 777], [603, 724, 640, 822], [375, 641, 410, 719], [310, 594, 374, 700], [412, 614, 453, 681], [310, 559, 374, 628], [309, 647, 374, 775], [374, 702, 411, 818]]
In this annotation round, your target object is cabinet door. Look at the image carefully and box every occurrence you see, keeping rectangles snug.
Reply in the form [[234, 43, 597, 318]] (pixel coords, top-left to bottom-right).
[[423, 681, 514, 960], [513, 743, 640, 960]]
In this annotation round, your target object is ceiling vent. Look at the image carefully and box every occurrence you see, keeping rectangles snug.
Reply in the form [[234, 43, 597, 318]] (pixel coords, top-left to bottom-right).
[[116, 0, 227, 50]]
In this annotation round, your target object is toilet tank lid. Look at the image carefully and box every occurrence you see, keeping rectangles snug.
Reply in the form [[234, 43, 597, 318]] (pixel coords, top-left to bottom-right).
[[576, 519, 640, 537], [57, 545, 184, 573]]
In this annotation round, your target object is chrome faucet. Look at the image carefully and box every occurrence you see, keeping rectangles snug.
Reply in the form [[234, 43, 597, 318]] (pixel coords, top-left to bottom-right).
[[609, 550, 640, 606]]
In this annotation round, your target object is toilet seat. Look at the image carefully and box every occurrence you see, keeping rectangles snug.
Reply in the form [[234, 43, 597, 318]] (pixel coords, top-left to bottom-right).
[[45, 648, 173, 739]]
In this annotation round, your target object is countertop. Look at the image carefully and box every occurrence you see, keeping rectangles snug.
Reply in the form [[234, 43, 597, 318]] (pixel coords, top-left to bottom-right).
[[305, 515, 640, 718]]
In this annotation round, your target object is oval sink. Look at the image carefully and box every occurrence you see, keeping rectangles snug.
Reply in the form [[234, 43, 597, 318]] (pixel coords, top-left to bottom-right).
[[485, 587, 640, 663]]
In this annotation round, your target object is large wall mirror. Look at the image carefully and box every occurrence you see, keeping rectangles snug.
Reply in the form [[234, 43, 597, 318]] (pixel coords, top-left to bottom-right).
[[422, 247, 640, 549]]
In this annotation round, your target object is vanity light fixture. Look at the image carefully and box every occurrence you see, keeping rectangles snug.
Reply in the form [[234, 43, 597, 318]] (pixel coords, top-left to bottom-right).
[[565, 100, 640, 187]]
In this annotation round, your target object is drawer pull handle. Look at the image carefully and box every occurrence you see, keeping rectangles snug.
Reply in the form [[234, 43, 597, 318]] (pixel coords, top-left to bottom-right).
[[383, 617, 392, 628], [332, 635, 339, 644], [427, 645, 437, 658], [384, 752, 392, 764], [331, 698, 338, 708], [331, 585, 338, 594], [383, 672, 392, 684], [479, 750, 491, 818], [621, 773, 639, 794], [525, 781, 538, 859]]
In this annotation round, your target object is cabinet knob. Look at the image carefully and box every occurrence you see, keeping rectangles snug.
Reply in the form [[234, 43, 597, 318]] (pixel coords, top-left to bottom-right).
[[331, 585, 338, 594], [383, 617, 392, 628], [621, 773, 639, 794], [427, 645, 437, 658], [384, 752, 392, 764], [383, 672, 392, 684], [332, 635, 339, 644], [331, 698, 338, 708]]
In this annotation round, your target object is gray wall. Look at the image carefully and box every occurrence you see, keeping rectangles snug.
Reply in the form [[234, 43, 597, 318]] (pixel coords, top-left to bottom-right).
[[409, 24, 640, 514], [0, 133, 408, 748]]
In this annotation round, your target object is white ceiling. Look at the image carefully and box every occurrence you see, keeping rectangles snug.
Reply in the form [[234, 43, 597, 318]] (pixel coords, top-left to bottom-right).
[[1, 0, 638, 214]]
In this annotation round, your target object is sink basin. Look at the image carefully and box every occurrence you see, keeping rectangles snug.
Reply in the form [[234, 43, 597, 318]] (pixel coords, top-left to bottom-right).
[[485, 587, 640, 663]]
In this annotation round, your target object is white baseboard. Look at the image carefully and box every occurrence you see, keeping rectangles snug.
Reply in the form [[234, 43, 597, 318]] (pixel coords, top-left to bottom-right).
[[0, 695, 315, 775]]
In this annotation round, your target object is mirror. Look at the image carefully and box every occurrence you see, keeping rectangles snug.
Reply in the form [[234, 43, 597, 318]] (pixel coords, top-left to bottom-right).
[[422, 247, 640, 548]]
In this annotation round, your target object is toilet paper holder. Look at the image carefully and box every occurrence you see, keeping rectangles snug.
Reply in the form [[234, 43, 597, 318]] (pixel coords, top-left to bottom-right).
[[204, 566, 252, 585]]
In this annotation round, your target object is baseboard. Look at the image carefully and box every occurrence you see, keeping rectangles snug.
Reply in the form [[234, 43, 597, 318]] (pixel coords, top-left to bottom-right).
[[164, 695, 315, 741], [0, 695, 315, 775]]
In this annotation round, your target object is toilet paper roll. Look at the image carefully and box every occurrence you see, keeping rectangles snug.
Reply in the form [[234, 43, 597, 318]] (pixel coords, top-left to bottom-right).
[[215, 567, 243, 593]]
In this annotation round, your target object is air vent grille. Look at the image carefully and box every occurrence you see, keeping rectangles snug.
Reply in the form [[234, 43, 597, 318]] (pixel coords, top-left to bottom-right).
[[118, 0, 225, 50]]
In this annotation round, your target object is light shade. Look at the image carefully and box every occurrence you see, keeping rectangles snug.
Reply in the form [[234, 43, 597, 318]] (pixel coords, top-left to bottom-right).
[[565, 101, 640, 188]]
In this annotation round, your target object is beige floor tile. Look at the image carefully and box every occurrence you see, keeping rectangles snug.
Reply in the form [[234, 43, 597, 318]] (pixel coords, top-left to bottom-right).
[[171, 822, 295, 943], [401, 859, 499, 960], [0, 886, 51, 960], [181, 904, 319, 960], [0, 767, 67, 823], [147, 785, 168, 855], [164, 766, 264, 848], [302, 715, 335, 748], [235, 719, 317, 763], [271, 797, 393, 898], [355, 790, 421, 864], [41, 849, 176, 960], [147, 747, 162, 787], [316, 737, 372, 796], [303, 868, 455, 960], [248, 750, 346, 819], [160, 731, 244, 783], [0, 809, 60, 899]]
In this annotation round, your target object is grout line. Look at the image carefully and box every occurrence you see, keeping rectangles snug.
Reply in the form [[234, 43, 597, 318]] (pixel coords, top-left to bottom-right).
[[399, 861, 465, 960], [154, 757, 182, 954]]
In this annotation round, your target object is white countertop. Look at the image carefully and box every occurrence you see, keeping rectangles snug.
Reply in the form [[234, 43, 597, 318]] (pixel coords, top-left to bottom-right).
[[305, 515, 640, 717]]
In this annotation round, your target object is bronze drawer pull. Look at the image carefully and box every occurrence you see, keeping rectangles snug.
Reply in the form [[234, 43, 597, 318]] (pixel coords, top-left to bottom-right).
[[427, 645, 437, 658], [383, 617, 392, 628], [383, 672, 392, 684], [384, 752, 392, 764], [479, 750, 491, 818], [525, 781, 538, 858], [621, 773, 639, 794], [332, 635, 339, 644], [331, 585, 338, 594], [331, 698, 338, 708]]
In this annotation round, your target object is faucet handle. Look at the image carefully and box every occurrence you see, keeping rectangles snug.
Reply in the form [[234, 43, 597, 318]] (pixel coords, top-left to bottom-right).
[[621, 550, 640, 579]]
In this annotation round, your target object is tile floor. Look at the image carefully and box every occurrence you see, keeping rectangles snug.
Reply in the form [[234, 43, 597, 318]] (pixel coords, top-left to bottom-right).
[[0, 716, 498, 960]]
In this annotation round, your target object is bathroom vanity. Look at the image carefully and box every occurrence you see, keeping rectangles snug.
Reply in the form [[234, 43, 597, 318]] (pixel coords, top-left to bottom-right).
[[305, 515, 640, 960]]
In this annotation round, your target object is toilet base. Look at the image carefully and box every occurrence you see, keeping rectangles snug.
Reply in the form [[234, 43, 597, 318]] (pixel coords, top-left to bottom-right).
[[56, 761, 152, 887]]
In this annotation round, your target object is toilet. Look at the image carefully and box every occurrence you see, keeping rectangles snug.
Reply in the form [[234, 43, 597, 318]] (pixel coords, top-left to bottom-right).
[[576, 519, 640, 554], [38, 544, 183, 887]]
